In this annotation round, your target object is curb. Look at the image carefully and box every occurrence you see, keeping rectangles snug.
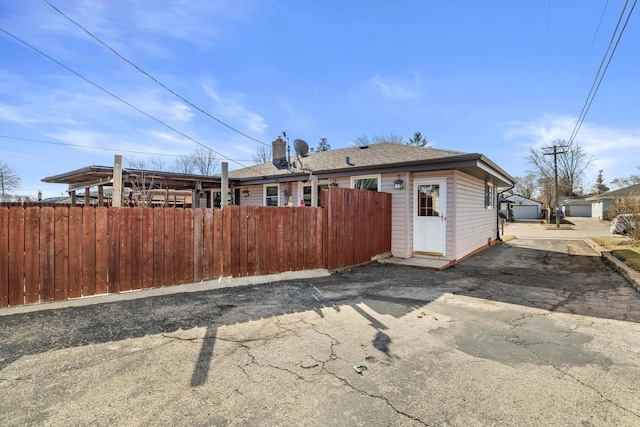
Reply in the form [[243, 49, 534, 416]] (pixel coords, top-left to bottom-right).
[[584, 238, 640, 293], [0, 269, 332, 316]]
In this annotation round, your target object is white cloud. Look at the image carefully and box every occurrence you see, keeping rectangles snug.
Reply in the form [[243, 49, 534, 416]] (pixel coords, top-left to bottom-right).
[[504, 113, 640, 183], [365, 71, 427, 101], [6, 0, 260, 56], [0, 103, 78, 126], [202, 84, 268, 135], [368, 76, 420, 100], [124, 90, 194, 123]]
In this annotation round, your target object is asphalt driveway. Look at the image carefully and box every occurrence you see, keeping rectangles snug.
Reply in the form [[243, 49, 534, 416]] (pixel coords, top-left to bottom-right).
[[1, 219, 640, 426]]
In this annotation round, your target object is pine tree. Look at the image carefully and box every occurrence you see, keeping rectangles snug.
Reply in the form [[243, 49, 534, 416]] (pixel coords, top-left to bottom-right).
[[317, 137, 330, 152]]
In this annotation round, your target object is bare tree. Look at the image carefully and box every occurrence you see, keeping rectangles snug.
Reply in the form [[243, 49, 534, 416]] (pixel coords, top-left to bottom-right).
[[172, 156, 196, 174], [171, 148, 219, 175], [556, 140, 593, 196], [405, 131, 429, 147], [0, 159, 21, 201], [191, 147, 219, 175], [526, 139, 593, 207], [353, 134, 372, 146], [354, 132, 403, 146], [504, 173, 538, 199], [121, 171, 165, 208], [127, 157, 167, 171], [253, 145, 272, 164], [611, 165, 640, 189]]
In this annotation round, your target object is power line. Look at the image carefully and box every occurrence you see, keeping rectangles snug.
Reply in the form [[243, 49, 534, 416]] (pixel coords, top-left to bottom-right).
[[582, 0, 610, 71], [43, 0, 269, 147], [0, 135, 256, 162], [1, 135, 183, 157], [568, 0, 636, 145], [0, 26, 260, 172]]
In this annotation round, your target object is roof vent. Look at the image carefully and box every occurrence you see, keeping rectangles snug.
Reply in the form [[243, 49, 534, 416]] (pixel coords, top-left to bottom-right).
[[345, 156, 355, 166], [359, 145, 369, 149]]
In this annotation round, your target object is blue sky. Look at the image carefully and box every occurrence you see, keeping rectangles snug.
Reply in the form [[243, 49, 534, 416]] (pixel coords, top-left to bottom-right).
[[1, 0, 638, 198]]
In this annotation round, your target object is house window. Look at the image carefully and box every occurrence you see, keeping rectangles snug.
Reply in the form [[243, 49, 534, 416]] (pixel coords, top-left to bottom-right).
[[264, 185, 279, 206], [352, 175, 380, 192], [485, 182, 494, 208], [298, 184, 312, 206]]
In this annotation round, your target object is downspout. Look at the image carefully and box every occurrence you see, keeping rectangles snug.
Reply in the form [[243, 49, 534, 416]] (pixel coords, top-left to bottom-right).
[[496, 184, 515, 241]]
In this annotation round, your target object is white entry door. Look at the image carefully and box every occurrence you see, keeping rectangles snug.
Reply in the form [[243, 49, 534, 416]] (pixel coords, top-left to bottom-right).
[[413, 178, 446, 255]]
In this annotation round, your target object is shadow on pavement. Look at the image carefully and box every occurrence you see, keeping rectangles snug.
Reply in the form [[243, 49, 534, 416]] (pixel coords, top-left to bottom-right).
[[1, 242, 638, 386]]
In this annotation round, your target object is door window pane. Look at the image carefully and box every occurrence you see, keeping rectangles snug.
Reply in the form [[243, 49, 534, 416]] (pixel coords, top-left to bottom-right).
[[418, 185, 440, 217]]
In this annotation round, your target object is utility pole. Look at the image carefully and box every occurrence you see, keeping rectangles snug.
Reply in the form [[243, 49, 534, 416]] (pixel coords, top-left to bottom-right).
[[543, 144, 568, 228]]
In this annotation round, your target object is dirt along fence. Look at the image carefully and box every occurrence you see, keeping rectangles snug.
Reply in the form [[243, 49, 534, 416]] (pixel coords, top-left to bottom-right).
[[0, 187, 391, 307]]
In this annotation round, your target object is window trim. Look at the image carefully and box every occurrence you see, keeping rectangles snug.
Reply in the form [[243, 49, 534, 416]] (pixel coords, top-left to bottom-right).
[[297, 181, 313, 206], [263, 184, 280, 206], [485, 181, 495, 209], [351, 174, 381, 192]]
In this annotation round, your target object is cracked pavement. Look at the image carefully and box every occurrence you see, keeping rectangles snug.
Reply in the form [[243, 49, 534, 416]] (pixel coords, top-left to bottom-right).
[[2, 226, 640, 425]]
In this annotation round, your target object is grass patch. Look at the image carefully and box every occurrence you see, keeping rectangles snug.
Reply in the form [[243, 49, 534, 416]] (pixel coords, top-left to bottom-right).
[[592, 238, 640, 272], [501, 235, 517, 242]]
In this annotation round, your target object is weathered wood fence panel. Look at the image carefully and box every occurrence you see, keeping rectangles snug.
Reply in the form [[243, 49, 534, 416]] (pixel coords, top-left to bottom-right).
[[0, 187, 391, 307], [324, 187, 392, 271]]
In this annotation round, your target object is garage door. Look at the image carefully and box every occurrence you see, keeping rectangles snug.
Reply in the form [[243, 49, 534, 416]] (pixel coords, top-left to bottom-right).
[[567, 205, 592, 217], [512, 205, 539, 219]]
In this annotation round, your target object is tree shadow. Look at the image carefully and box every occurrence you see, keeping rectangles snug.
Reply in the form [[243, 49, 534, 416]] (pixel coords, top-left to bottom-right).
[[2, 242, 638, 387]]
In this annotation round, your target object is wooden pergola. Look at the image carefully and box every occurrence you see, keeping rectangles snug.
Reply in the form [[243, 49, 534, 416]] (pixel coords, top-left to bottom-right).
[[42, 157, 225, 208]]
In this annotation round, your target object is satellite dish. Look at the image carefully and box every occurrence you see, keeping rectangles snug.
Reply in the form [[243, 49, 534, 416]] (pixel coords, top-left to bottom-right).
[[293, 139, 309, 157]]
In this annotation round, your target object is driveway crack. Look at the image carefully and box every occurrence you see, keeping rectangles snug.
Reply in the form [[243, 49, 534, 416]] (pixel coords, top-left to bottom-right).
[[299, 321, 428, 425], [550, 365, 640, 418]]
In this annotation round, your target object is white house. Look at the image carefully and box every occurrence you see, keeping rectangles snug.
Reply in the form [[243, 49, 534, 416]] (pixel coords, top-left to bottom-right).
[[586, 183, 640, 220]]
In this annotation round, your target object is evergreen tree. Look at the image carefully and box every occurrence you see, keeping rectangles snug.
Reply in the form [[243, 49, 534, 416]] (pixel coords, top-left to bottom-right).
[[594, 170, 609, 193], [316, 137, 330, 152], [405, 131, 429, 147]]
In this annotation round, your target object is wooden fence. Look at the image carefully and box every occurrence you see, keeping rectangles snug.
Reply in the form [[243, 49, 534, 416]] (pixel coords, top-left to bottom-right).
[[0, 187, 390, 307]]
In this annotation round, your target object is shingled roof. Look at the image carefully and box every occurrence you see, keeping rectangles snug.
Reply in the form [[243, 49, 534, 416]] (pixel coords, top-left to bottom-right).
[[586, 183, 640, 200], [229, 142, 514, 187]]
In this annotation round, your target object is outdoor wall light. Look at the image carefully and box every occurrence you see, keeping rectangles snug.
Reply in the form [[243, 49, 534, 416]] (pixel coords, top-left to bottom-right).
[[242, 187, 250, 197], [394, 175, 405, 190], [330, 179, 339, 187]]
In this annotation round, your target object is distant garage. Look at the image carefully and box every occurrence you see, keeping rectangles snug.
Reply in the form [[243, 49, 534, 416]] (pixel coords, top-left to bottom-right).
[[512, 204, 540, 219], [566, 204, 592, 217], [506, 195, 542, 220], [560, 198, 593, 217]]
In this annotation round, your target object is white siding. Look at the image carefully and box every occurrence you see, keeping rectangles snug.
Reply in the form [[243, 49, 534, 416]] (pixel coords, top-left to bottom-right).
[[591, 201, 604, 219], [453, 171, 497, 260]]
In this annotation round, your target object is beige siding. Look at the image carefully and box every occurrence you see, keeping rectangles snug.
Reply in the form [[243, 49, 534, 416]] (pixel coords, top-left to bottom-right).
[[237, 185, 263, 206], [452, 170, 497, 260], [381, 173, 411, 258], [235, 169, 498, 261]]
